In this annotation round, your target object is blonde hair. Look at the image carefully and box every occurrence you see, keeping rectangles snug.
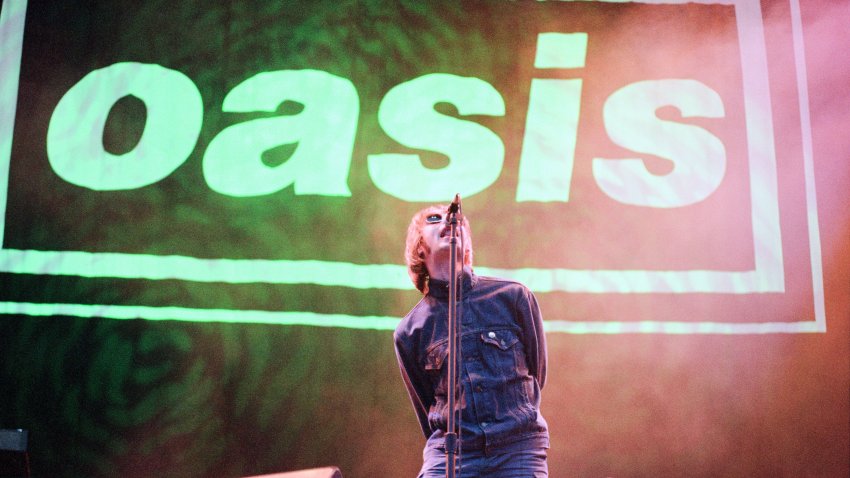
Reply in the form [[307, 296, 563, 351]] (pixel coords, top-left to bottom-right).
[[404, 205, 473, 294]]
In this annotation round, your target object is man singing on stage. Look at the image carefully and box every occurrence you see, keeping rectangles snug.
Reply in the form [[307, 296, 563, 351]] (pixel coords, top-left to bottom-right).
[[394, 204, 549, 477]]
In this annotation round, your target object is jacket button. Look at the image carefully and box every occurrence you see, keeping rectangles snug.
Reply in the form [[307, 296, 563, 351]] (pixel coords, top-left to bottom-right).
[[481, 422, 489, 428], [475, 385, 482, 392], [488, 331, 496, 339]]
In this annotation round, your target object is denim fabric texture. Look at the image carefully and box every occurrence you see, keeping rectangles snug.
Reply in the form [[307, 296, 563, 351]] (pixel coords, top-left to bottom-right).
[[394, 268, 549, 465], [418, 445, 548, 477]]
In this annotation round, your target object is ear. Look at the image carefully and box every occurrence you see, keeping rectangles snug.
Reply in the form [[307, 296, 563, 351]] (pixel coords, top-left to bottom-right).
[[417, 239, 428, 259]]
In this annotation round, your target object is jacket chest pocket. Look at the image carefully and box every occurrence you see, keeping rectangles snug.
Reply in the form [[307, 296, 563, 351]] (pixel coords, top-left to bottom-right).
[[423, 339, 449, 393], [478, 329, 534, 421], [481, 329, 520, 351], [479, 329, 527, 375]]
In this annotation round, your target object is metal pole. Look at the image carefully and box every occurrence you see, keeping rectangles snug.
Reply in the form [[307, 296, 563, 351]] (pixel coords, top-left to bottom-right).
[[445, 202, 459, 478]]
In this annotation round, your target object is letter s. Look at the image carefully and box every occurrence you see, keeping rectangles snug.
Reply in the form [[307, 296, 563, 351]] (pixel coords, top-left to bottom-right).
[[593, 79, 726, 208], [367, 74, 505, 201]]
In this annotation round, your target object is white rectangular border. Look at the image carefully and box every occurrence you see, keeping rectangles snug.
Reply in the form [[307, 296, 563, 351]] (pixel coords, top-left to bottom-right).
[[0, 0, 826, 333]]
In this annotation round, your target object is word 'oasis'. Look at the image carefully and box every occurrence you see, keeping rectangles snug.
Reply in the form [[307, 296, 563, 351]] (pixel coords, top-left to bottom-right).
[[47, 33, 726, 208]]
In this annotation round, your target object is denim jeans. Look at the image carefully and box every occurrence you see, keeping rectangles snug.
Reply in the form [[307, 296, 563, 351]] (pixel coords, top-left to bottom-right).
[[418, 445, 548, 478]]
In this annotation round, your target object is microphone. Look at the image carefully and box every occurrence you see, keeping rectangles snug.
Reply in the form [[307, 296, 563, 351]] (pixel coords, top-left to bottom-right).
[[447, 193, 462, 215]]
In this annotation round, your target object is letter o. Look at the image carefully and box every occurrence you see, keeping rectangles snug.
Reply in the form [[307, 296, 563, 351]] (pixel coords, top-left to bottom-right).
[[47, 62, 203, 190]]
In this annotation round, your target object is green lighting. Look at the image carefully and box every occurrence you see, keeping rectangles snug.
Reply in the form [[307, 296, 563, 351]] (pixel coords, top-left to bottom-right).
[[204, 69, 359, 197], [0, 0, 825, 336], [47, 62, 203, 191], [516, 78, 583, 202], [367, 73, 505, 201], [534, 32, 588, 69], [0, 301, 401, 330], [0, 301, 825, 334], [518, 32, 587, 202]]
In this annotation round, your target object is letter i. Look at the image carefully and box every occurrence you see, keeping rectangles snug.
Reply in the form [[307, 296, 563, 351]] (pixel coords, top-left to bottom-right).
[[516, 33, 587, 202]]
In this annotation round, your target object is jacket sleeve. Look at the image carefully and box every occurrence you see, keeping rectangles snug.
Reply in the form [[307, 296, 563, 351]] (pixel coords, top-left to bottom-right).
[[394, 331, 434, 438], [518, 285, 547, 389]]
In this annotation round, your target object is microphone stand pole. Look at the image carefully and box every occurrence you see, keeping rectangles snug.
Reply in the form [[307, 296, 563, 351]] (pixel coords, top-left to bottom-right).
[[445, 194, 461, 478]]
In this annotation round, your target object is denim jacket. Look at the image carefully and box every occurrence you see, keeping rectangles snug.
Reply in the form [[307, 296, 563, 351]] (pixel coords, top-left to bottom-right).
[[394, 268, 549, 453]]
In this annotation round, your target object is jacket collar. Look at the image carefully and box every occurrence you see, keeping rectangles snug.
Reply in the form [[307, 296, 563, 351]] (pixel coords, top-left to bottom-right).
[[426, 266, 477, 300]]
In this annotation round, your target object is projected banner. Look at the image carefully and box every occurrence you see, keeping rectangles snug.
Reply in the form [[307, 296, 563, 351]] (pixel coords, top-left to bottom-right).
[[0, 0, 824, 333]]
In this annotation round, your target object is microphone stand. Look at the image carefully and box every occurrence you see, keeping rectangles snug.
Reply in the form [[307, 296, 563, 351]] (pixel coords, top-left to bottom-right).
[[445, 194, 462, 478]]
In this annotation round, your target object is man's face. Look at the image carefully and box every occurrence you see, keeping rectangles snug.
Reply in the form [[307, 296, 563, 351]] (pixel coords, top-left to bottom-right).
[[418, 207, 463, 264]]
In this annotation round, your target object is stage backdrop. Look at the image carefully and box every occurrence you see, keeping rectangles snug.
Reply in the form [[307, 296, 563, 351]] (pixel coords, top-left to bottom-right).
[[1, 0, 848, 476]]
